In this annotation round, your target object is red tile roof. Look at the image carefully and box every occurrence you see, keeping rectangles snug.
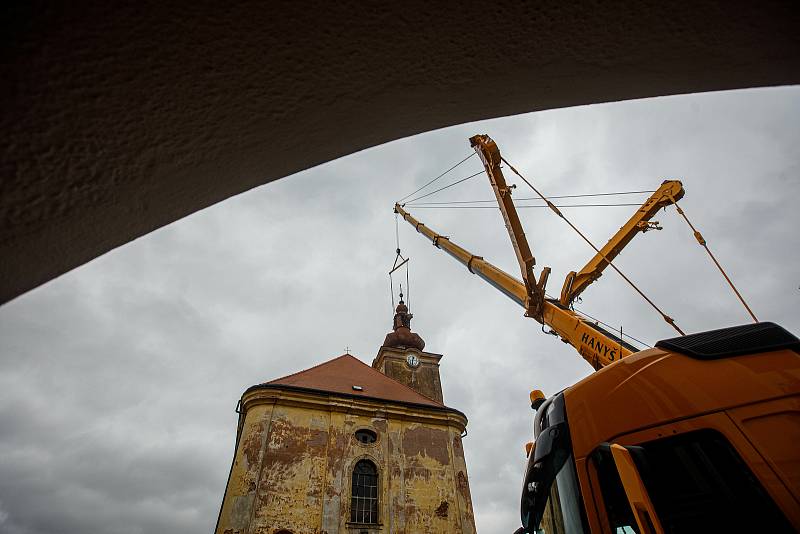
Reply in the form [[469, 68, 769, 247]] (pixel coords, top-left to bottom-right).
[[261, 354, 445, 408]]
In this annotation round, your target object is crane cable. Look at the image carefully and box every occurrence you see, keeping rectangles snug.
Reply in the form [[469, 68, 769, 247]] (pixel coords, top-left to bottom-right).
[[501, 156, 686, 336], [398, 152, 477, 203], [402, 170, 485, 205], [403, 203, 645, 209], [546, 293, 653, 349], [389, 212, 411, 312], [669, 198, 758, 323], [407, 189, 658, 205]]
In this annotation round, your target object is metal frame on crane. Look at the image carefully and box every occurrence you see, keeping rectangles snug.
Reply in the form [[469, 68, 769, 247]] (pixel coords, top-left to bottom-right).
[[559, 179, 684, 308]]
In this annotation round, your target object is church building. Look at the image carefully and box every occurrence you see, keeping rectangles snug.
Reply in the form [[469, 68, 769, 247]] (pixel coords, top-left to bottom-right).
[[216, 299, 476, 533]]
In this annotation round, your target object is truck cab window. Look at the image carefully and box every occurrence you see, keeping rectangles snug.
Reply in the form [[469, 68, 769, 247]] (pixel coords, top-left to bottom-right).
[[535, 455, 586, 534], [593, 429, 792, 533], [522, 393, 587, 534]]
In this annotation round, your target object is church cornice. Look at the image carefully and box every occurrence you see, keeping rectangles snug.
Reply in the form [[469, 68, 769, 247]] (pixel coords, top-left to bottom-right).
[[240, 383, 468, 431]]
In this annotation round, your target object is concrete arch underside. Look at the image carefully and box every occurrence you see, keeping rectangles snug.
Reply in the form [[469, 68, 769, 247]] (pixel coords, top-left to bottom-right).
[[2, 1, 799, 303]]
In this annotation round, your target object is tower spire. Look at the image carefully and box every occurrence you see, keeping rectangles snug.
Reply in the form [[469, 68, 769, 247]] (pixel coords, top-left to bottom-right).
[[382, 289, 425, 351]]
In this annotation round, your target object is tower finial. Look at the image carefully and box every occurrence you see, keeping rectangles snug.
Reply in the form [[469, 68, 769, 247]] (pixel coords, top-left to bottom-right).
[[383, 290, 425, 350]]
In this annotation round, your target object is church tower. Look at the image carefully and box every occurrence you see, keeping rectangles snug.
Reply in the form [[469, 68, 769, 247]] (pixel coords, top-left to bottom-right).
[[372, 297, 443, 403], [216, 303, 476, 534]]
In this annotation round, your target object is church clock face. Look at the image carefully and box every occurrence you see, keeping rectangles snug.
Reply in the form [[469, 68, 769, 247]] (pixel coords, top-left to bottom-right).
[[406, 353, 420, 368]]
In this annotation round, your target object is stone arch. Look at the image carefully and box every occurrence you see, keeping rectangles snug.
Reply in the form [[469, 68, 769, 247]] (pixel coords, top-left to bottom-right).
[[3, 5, 798, 303]]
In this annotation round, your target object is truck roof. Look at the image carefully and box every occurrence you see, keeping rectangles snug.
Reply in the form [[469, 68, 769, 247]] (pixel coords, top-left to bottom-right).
[[564, 323, 800, 458]]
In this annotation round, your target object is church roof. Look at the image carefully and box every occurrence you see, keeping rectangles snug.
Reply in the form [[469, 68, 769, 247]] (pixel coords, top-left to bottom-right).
[[257, 354, 446, 408]]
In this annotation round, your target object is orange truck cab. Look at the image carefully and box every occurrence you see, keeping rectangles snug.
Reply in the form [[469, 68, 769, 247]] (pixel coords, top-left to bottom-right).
[[518, 322, 800, 533]]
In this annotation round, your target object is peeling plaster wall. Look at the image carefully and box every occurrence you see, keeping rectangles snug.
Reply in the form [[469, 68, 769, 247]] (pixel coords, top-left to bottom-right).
[[3, 2, 800, 303], [217, 391, 475, 534]]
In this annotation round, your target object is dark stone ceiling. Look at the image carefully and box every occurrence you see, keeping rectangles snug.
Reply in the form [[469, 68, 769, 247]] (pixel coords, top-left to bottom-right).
[[2, 1, 799, 303]]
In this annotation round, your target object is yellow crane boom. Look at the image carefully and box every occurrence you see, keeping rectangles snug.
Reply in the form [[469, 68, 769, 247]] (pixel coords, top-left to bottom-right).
[[469, 135, 548, 319], [396, 134, 685, 370], [394, 203, 636, 369], [559, 180, 684, 307]]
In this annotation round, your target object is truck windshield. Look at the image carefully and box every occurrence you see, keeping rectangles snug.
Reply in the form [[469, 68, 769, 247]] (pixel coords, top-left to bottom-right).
[[536, 452, 585, 534]]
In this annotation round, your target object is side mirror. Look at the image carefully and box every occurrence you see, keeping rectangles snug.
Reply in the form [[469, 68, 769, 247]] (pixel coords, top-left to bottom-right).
[[520, 422, 569, 532], [532, 424, 561, 464], [609, 444, 664, 534]]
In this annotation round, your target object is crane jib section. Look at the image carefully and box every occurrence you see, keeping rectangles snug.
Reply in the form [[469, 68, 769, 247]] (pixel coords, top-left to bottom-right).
[[394, 203, 637, 370]]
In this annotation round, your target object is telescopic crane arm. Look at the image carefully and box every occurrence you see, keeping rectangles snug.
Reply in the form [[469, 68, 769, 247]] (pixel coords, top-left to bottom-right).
[[396, 134, 683, 370], [394, 203, 636, 369]]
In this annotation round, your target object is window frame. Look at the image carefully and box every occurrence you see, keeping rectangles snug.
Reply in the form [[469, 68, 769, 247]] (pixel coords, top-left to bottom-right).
[[354, 428, 378, 446], [349, 457, 381, 526]]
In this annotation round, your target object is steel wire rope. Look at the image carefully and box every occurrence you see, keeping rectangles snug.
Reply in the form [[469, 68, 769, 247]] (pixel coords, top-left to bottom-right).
[[390, 213, 399, 311], [543, 291, 653, 349], [670, 199, 758, 323], [501, 156, 685, 335], [395, 211, 400, 251], [567, 303, 652, 349], [402, 169, 486, 205], [389, 275, 395, 312], [407, 190, 657, 205], [406, 260, 411, 312], [404, 203, 644, 209], [397, 152, 477, 202], [390, 211, 412, 312]]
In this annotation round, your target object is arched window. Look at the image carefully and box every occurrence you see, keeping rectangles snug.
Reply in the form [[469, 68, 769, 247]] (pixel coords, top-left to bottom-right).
[[351, 459, 379, 524]]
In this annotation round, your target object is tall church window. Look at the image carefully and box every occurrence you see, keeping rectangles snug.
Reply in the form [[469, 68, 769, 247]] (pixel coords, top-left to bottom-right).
[[351, 459, 379, 524]]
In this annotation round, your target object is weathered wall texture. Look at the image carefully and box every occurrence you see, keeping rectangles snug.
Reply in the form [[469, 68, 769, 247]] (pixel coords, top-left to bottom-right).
[[217, 388, 475, 534], [3, 2, 800, 303]]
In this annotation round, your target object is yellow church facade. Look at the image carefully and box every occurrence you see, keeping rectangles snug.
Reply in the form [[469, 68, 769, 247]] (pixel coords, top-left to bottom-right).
[[216, 300, 476, 533]]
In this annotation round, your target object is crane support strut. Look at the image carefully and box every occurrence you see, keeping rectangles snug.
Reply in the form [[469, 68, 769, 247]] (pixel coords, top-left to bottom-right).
[[470, 134, 550, 320], [560, 180, 685, 307]]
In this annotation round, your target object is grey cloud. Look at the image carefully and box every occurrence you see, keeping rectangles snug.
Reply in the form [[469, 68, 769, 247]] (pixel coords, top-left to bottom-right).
[[1, 86, 799, 533]]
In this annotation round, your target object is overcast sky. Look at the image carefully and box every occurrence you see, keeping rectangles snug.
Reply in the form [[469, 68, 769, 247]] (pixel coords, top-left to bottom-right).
[[1, 87, 798, 534]]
